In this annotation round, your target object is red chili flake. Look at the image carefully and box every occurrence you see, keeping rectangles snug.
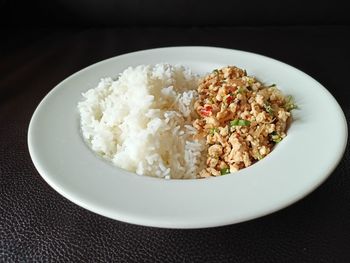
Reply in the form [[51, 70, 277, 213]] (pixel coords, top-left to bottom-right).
[[200, 105, 212, 117], [226, 95, 233, 105]]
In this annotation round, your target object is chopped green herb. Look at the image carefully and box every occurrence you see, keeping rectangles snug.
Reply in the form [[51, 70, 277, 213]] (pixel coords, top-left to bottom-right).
[[264, 102, 274, 115], [220, 168, 230, 175], [256, 152, 263, 160], [272, 136, 282, 143], [208, 97, 215, 104], [270, 132, 282, 143], [213, 69, 219, 75], [230, 119, 239, 126], [237, 87, 245, 94], [221, 101, 228, 110], [230, 119, 251, 127], [248, 78, 255, 85], [209, 127, 219, 135], [269, 84, 276, 87], [284, 95, 298, 111]]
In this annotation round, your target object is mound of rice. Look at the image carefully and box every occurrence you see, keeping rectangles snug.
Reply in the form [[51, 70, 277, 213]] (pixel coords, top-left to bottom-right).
[[78, 64, 206, 179]]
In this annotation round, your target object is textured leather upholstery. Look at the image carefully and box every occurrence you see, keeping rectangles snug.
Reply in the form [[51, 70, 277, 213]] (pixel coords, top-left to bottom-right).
[[1, 14, 349, 263]]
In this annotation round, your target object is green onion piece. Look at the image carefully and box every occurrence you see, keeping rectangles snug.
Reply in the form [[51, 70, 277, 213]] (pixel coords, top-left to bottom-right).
[[284, 95, 298, 111], [269, 84, 276, 87], [237, 87, 245, 94], [230, 119, 251, 127], [264, 102, 274, 115], [208, 97, 214, 104], [256, 152, 263, 160], [272, 136, 282, 143], [270, 132, 282, 143], [239, 119, 251, 126], [248, 78, 255, 85], [230, 119, 239, 126], [220, 168, 230, 175], [213, 69, 219, 75], [209, 127, 219, 135]]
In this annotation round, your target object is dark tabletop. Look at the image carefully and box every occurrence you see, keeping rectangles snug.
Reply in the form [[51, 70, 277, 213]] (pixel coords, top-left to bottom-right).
[[1, 1, 350, 262]]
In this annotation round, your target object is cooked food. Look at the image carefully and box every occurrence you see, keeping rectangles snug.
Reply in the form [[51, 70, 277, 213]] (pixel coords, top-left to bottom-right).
[[78, 64, 206, 179], [193, 66, 297, 178], [78, 64, 296, 179]]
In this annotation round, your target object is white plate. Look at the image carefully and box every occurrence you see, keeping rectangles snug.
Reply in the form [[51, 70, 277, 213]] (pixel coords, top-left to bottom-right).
[[28, 47, 348, 229]]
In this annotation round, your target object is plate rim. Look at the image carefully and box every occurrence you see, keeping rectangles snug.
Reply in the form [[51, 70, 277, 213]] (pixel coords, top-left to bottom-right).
[[28, 46, 348, 228]]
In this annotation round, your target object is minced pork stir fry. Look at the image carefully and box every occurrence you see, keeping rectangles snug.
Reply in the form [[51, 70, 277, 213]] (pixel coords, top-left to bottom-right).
[[193, 66, 297, 178]]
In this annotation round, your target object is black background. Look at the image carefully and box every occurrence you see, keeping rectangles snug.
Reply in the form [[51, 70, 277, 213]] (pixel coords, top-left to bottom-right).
[[1, 0, 350, 26], [1, 0, 350, 262]]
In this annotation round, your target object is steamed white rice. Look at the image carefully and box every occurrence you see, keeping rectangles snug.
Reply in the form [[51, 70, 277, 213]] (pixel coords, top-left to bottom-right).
[[78, 64, 206, 179]]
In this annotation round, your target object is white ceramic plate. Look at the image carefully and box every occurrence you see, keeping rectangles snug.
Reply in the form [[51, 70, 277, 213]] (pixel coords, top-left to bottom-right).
[[28, 47, 348, 229]]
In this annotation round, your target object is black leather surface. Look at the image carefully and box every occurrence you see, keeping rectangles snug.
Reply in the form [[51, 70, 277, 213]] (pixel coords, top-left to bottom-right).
[[1, 26, 350, 262]]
